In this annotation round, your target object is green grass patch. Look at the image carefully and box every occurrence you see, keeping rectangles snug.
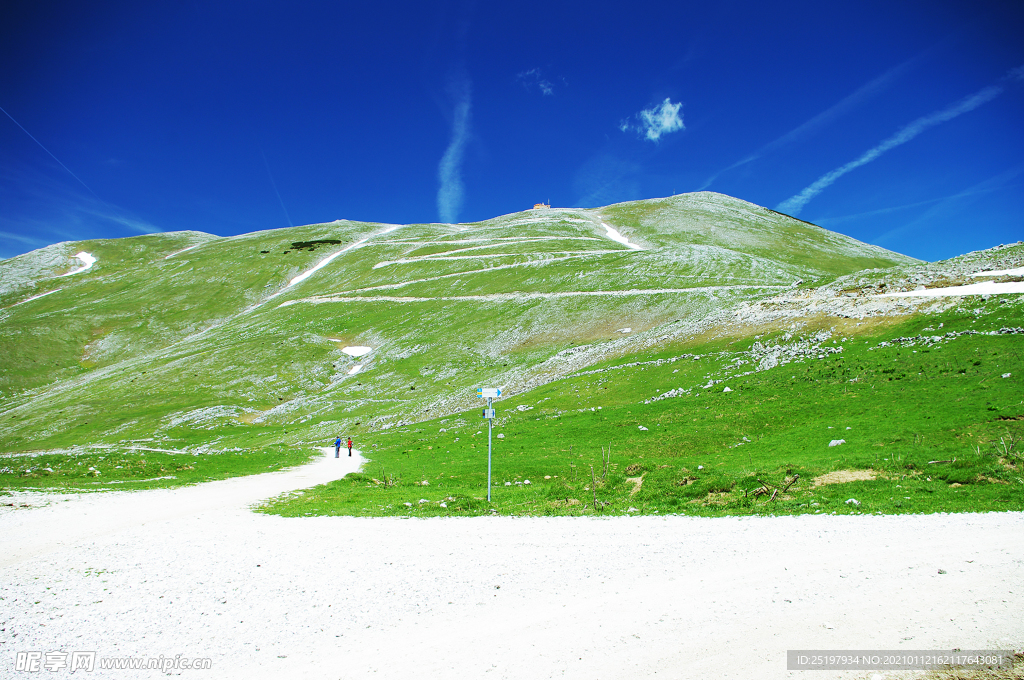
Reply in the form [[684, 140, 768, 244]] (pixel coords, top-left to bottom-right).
[[0, 445, 316, 492], [259, 300, 1024, 517]]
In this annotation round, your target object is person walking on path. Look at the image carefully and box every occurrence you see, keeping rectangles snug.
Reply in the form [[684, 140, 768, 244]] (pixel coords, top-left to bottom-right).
[[334, 437, 342, 458], [347, 437, 353, 456]]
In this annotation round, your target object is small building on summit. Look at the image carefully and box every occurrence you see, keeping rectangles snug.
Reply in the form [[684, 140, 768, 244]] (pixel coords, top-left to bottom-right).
[[532, 202, 551, 209]]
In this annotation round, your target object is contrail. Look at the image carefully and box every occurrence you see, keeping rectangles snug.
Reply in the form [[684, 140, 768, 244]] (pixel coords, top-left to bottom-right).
[[437, 74, 471, 224], [0, 104, 104, 203], [698, 54, 922, 191], [259, 146, 293, 228], [871, 161, 1024, 248], [777, 65, 1024, 216]]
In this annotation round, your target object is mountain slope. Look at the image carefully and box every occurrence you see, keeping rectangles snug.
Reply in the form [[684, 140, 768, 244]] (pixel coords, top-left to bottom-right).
[[0, 192, 918, 460]]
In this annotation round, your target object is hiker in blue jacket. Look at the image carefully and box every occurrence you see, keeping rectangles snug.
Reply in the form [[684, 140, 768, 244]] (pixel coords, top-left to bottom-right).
[[334, 436, 342, 458]]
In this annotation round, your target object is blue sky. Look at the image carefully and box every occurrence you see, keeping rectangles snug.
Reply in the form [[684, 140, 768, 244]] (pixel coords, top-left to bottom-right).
[[1, 0, 1022, 262]]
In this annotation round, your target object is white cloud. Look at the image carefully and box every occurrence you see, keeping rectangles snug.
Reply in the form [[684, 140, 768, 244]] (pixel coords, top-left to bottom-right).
[[437, 74, 472, 224], [621, 98, 685, 142], [517, 68, 555, 96]]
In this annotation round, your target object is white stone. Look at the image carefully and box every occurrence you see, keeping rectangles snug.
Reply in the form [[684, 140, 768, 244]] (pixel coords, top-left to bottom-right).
[[845, 498, 860, 506], [723, 386, 732, 393], [828, 439, 846, 447], [638, 425, 649, 431]]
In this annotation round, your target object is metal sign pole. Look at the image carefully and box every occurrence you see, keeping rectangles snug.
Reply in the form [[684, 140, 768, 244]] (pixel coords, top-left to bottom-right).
[[477, 387, 501, 504], [487, 395, 493, 502]]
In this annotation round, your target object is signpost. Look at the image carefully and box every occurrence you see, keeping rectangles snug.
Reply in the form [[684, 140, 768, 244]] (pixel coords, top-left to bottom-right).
[[477, 387, 501, 501]]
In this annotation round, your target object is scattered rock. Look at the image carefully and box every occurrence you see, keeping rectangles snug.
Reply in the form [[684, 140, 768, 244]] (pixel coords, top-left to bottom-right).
[[439, 502, 447, 508], [638, 425, 648, 431], [497, 433, 504, 439], [938, 569, 946, 574], [845, 498, 861, 506], [1002, 373, 1012, 378], [722, 386, 732, 393], [828, 439, 846, 447]]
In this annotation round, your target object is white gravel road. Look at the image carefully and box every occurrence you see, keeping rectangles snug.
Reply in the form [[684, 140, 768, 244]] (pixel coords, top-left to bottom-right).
[[2, 449, 1021, 679]]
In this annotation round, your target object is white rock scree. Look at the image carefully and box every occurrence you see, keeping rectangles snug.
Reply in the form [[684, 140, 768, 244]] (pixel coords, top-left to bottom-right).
[[1, 452, 1021, 679]]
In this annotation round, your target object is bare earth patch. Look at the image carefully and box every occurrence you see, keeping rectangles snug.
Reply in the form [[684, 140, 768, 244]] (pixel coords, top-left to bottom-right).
[[812, 469, 877, 487], [625, 476, 643, 495]]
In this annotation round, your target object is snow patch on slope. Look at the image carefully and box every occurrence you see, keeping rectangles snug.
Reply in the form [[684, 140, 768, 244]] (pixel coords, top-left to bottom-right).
[[601, 223, 643, 250], [285, 224, 402, 290], [59, 252, 96, 277], [971, 266, 1024, 277], [876, 281, 1024, 297]]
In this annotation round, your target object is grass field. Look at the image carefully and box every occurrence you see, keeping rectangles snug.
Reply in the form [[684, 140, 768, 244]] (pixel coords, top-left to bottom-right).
[[1, 445, 315, 492], [256, 296, 1024, 518]]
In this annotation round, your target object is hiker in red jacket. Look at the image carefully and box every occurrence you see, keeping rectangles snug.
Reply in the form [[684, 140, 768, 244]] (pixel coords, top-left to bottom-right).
[[347, 437, 353, 456]]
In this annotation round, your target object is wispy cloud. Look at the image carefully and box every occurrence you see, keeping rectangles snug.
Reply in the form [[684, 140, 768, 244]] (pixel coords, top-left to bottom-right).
[[260, 146, 293, 228], [699, 54, 923, 190], [620, 98, 685, 142], [777, 65, 1024, 216], [0, 160, 164, 258], [517, 68, 554, 96], [573, 153, 642, 208], [0, 104, 104, 204], [80, 207, 163, 235], [0, 230, 50, 248], [871, 162, 1024, 248], [0, 104, 163, 252], [437, 73, 472, 224]]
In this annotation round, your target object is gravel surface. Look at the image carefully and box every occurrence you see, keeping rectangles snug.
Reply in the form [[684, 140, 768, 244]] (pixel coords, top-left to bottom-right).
[[2, 450, 1021, 679]]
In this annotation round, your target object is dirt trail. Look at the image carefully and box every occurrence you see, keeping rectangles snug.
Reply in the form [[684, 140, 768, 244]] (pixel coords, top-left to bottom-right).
[[0, 447, 361, 568], [1, 456, 1021, 679]]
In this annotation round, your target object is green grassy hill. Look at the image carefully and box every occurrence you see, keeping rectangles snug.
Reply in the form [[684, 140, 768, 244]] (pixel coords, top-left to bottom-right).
[[4, 191, 1021, 515]]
